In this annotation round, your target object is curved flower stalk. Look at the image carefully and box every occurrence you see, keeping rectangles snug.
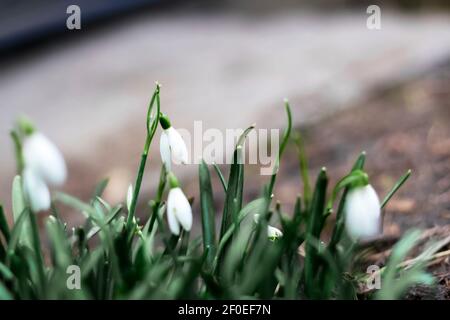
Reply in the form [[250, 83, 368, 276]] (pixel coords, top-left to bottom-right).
[[22, 129, 67, 212], [345, 184, 381, 239], [267, 225, 283, 240], [166, 172, 192, 235], [159, 113, 188, 171]]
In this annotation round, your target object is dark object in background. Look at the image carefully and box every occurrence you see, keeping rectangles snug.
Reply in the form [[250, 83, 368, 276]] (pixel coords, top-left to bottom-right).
[[0, 0, 169, 57]]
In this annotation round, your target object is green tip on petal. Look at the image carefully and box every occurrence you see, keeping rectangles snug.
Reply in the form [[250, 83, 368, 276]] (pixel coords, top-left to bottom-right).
[[168, 172, 180, 188], [159, 113, 171, 129], [18, 116, 35, 136]]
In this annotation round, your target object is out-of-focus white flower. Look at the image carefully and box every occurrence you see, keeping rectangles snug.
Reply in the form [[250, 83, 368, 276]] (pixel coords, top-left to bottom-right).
[[254, 214, 283, 240], [21, 130, 67, 212], [127, 184, 133, 213], [345, 184, 381, 239], [23, 132, 67, 186], [159, 114, 188, 171], [167, 187, 193, 236], [23, 168, 51, 212]]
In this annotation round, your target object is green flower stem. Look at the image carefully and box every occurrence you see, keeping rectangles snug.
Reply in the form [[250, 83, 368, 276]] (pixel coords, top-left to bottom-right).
[[10, 130, 24, 174], [267, 100, 292, 196], [126, 84, 161, 231], [147, 165, 167, 235]]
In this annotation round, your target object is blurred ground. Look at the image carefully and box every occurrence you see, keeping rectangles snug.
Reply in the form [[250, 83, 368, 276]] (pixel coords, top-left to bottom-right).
[[1, 10, 450, 226]]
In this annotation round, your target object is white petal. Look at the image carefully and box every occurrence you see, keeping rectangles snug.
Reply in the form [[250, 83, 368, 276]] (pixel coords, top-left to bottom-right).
[[166, 127, 188, 165], [23, 132, 67, 186], [268, 225, 283, 239], [345, 184, 381, 239], [168, 187, 192, 232], [127, 184, 133, 213], [23, 168, 51, 212], [159, 132, 171, 171], [167, 200, 180, 236]]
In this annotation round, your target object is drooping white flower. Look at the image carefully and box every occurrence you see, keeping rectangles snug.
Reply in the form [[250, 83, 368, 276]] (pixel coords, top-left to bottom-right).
[[159, 114, 188, 170], [267, 225, 283, 240], [167, 187, 193, 235], [23, 168, 51, 212], [23, 132, 67, 186], [345, 184, 381, 239], [160, 127, 188, 169], [254, 214, 283, 240]]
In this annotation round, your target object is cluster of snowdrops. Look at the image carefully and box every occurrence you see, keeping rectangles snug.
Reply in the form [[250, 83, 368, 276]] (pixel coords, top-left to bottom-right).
[[0, 84, 434, 299]]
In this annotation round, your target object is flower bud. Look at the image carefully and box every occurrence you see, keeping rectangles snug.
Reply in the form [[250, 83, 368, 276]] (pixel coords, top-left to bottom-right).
[[167, 187, 193, 235], [345, 184, 381, 239]]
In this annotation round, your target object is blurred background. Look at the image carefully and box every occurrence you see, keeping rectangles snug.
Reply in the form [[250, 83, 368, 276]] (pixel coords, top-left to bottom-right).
[[0, 0, 449, 235]]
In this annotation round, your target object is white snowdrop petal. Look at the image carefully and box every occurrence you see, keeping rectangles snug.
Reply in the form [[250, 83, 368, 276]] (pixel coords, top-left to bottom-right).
[[166, 127, 188, 165], [168, 188, 193, 232], [127, 184, 133, 213], [345, 184, 381, 239], [23, 168, 51, 212], [268, 225, 283, 239], [159, 132, 171, 171], [167, 201, 181, 236], [23, 132, 67, 186]]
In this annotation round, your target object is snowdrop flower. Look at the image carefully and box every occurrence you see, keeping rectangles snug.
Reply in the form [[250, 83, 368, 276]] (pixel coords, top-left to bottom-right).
[[21, 129, 67, 212], [254, 214, 283, 240], [127, 184, 133, 213], [267, 225, 283, 241], [23, 132, 67, 186], [166, 173, 192, 235], [159, 114, 188, 171], [345, 184, 381, 240], [23, 168, 51, 212]]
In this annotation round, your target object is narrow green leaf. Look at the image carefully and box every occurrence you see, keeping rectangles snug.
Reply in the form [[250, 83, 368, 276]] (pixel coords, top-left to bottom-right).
[[213, 198, 265, 273], [199, 161, 217, 269], [304, 168, 328, 297], [351, 151, 366, 171], [294, 131, 311, 208], [0, 282, 13, 300], [381, 170, 412, 209], [54, 192, 96, 220], [11, 176, 32, 247], [329, 152, 366, 251], [10, 129, 24, 173], [92, 178, 109, 201], [0, 205, 11, 242], [7, 207, 30, 253], [46, 216, 71, 272], [212, 163, 227, 193], [219, 125, 254, 239]]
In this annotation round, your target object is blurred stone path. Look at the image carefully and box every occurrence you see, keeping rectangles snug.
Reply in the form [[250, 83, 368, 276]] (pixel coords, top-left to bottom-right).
[[1, 11, 449, 209]]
